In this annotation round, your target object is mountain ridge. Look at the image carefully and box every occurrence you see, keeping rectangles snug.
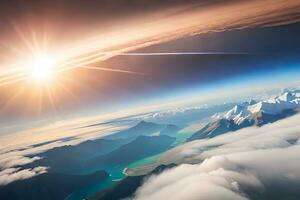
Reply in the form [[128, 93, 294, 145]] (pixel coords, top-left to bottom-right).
[[188, 108, 298, 142], [212, 90, 300, 125]]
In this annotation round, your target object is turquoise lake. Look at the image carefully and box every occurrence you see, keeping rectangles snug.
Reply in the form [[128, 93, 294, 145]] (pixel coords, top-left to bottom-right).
[[66, 132, 192, 200]]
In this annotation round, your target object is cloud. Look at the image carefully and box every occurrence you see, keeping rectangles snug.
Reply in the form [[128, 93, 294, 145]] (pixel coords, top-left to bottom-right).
[[0, 167, 47, 186], [134, 161, 260, 200], [134, 114, 300, 200], [0, 113, 134, 172], [0, 155, 41, 169], [0, 90, 298, 187], [2, 0, 300, 86]]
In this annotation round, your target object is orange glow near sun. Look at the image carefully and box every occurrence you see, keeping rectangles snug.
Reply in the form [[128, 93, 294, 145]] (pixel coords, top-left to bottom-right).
[[0, 0, 299, 115]]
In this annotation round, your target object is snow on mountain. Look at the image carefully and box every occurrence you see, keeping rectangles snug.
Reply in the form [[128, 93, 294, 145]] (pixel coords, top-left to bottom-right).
[[249, 91, 300, 114], [212, 90, 300, 124]]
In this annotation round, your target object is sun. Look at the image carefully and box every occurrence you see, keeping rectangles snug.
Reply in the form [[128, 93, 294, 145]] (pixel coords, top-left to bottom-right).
[[29, 54, 55, 82]]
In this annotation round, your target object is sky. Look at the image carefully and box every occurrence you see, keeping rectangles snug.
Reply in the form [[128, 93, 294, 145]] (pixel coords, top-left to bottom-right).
[[0, 0, 300, 128], [1, 0, 300, 190], [1, 2, 300, 198]]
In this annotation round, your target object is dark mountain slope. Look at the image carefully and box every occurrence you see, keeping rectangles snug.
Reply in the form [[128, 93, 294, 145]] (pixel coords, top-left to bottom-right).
[[0, 170, 108, 200], [188, 109, 298, 142], [85, 135, 176, 170], [104, 121, 166, 140], [90, 164, 177, 200], [24, 138, 128, 173]]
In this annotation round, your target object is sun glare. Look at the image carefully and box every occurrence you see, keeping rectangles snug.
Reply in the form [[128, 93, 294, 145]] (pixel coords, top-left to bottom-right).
[[29, 54, 55, 82]]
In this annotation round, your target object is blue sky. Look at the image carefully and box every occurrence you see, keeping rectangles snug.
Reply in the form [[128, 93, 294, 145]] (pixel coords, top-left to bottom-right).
[[0, 3, 300, 129]]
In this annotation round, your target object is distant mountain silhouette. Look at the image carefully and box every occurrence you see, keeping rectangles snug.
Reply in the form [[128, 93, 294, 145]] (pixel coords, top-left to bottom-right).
[[22, 121, 179, 174], [104, 120, 166, 139], [159, 124, 181, 136], [5, 121, 178, 200], [24, 138, 129, 174], [84, 135, 176, 171]]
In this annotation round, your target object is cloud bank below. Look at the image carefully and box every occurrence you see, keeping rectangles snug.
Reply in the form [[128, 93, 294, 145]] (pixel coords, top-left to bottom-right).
[[134, 113, 300, 200]]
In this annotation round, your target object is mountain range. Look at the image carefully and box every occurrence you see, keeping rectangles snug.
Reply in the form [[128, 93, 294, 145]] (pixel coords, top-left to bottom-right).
[[22, 121, 180, 174], [84, 135, 176, 171], [0, 121, 180, 200], [3, 91, 300, 200], [104, 120, 179, 140], [188, 91, 300, 141], [213, 91, 300, 124]]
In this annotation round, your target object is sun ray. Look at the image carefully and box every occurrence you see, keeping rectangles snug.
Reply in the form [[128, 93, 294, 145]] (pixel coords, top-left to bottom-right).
[[0, 77, 28, 87], [36, 86, 43, 115], [45, 84, 57, 114], [55, 79, 78, 101], [9, 20, 37, 55], [0, 82, 27, 112], [78, 65, 145, 75]]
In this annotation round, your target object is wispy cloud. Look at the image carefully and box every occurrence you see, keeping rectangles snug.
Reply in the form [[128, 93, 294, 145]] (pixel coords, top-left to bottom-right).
[[0, 155, 41, 170], [0, 167, 47, 186], [116, 52, 251, 56], [134, 114, 300, 200], [1, 0, 300, 86]]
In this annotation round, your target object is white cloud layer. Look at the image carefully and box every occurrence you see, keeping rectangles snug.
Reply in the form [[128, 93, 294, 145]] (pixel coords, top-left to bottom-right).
[[0, 155, 41, 170], [134, 114, 300, 200], [0, 167, 47, 186]]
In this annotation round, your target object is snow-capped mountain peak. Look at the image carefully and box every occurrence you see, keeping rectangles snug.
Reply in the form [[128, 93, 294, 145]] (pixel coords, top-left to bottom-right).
[[212, 90, 300, 124]]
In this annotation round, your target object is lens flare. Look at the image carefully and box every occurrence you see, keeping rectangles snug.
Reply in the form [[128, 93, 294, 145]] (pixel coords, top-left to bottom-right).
[[29, 54, 54, 82]]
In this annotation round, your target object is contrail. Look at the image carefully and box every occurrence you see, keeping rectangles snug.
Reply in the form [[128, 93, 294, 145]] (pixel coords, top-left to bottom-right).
[[0, 0, 299, 87], [116, 52, 253, 56], [80, 65, 145, 75]]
